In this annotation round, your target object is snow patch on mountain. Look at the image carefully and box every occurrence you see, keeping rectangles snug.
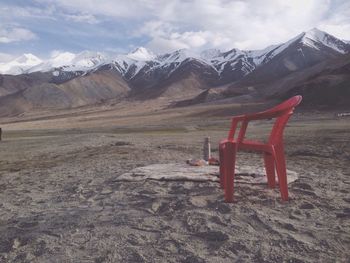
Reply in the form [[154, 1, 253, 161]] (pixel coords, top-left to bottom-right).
[[127, 47, 155, 61], [29, 52, 75, 73], [301, 28, 348, 54], [71, 51, 107, 69], [155, 49, 220, 77], [200, 49, 221, 60], [247, 33, 302, 66], [112, 48, 156, 79], [113, 55, 145, 79], [0, 29, 348, 79], [0, 54, 42, 75], [28, 51, 110, 75]]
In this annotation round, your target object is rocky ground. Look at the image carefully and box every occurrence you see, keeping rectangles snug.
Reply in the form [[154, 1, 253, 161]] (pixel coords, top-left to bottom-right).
[[0, 115, 349, 262]]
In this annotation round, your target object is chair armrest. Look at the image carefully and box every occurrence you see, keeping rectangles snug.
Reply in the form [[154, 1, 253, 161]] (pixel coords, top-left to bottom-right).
[[228, 112, 275, 142], [244, 109, 290, 121], [227, 115, 246, 140], [228, 108, 289, 141], [231, 112, 279, 143]]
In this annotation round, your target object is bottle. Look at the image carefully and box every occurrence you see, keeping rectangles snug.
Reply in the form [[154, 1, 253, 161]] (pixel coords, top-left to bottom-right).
[[203, 137, 211, 161]]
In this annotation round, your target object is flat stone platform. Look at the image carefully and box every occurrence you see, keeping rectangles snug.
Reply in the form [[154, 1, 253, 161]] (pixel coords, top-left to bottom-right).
[[117, 163, 299, 184]]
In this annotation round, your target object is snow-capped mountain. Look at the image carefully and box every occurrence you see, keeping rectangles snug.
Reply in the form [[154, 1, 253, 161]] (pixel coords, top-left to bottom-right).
[[113, 47, 156, 78], [28, 51, 109, 74], [0, 54, 42, 75], [300, 28, 348, 54], [0, 28, 348, 82], [121, 28, 349, 86], [0, 28, 349, 115], [127, 47, 155, 61], [233, 28, 350, 86]]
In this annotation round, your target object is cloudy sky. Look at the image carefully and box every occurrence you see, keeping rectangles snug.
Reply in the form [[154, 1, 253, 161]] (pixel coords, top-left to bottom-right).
[[0, 0, 349, 61]]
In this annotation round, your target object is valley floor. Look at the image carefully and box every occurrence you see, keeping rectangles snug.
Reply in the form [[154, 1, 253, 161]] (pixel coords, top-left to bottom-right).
[[0, 111, 349, 262]]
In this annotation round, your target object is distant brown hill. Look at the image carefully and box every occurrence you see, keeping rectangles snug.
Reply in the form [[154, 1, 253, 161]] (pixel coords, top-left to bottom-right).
[[0, 68, 129, 116]]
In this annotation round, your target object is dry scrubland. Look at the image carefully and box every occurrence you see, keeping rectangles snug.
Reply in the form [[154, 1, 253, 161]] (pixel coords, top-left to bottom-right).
[[0, 105, 349, 262]]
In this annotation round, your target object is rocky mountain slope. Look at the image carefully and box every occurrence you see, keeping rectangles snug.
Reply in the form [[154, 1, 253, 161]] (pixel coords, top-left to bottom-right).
[[0, 68, 129, 116], [0, 28, 349, 116], [184, 53, 350, 109]]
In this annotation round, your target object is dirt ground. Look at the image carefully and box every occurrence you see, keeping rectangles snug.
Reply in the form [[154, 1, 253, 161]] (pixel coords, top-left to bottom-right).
[[0, 111, 349, 262]]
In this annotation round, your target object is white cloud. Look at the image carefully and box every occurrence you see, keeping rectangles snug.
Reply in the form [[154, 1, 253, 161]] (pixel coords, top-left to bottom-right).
[[146, 29, 232, 53], [0, 3, 100, 25], [40, 0, 156, 19], [0, 26, 37, 43], [317, 0, 350, 40], [319, 24, 350, 40], [2, 0, 350, 54], [147, 37, 190, 53], [0, 52, 15, 63], [62, 13, 99, 24], [54, 0, 347, 52], [145, 0, 334, 50], [0, 5, 54, 19]]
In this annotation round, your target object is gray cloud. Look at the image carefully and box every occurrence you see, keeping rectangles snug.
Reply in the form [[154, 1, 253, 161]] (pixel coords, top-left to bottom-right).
[[62, 13, 100, 24], [0, 52, 15, 62], [0, 26, 37, 43], [1, 0, 349, 55], [40, 0, 350, 52]]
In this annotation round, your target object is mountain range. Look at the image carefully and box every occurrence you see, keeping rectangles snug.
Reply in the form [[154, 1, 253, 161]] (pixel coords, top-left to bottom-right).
[[0, 28, 349, 117]]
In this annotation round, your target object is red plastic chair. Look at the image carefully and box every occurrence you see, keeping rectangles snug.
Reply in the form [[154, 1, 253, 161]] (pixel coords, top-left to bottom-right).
[[219, 95, 302, 202]]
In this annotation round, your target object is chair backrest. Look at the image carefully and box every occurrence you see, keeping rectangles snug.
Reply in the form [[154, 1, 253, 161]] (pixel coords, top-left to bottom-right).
[[268, 95, 302, 115], [268, 95, 302, 144], [228, 95, 302, 143], [252, 95, 302, 119]]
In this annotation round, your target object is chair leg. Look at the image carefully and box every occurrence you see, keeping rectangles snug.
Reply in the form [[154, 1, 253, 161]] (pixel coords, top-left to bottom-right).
[[219, 143, 225, 189], [274, 144, 288, 201], [264, 153, 276, 188], [224, 141, 236, 203]]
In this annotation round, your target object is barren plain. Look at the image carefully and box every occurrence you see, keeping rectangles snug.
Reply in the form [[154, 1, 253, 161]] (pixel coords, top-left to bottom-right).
[[0, 103, 349, 262]]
